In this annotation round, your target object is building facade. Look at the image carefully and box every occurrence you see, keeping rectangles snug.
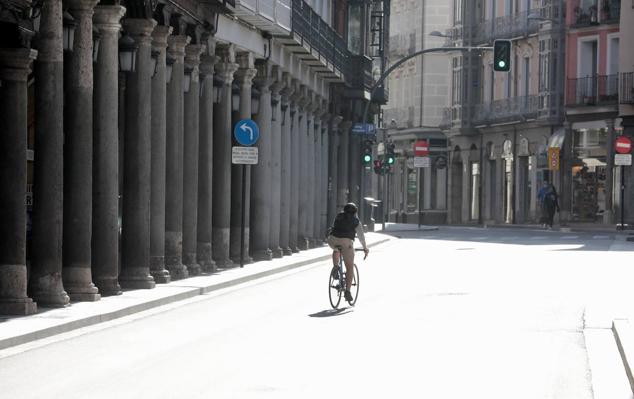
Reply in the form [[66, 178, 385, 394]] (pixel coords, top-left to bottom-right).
[[381, 0, 450, 224], [0, 0, 389, 314]]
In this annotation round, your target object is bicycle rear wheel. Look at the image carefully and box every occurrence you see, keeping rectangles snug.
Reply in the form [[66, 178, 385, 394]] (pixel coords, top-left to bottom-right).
[[328, 268, 342, 309], [347, 264, 359, 306]]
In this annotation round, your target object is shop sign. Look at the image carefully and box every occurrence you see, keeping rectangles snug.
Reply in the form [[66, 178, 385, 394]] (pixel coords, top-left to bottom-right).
[[548, 147, 560, 171], [615, 154, 632, 166]]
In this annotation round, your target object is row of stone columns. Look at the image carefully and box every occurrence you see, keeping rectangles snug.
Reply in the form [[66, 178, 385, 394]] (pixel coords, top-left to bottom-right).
[[0, 4, 353, 314]]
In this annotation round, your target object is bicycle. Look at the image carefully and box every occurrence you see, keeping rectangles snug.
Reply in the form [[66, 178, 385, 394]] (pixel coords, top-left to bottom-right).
[[328, 247, 366, 308]]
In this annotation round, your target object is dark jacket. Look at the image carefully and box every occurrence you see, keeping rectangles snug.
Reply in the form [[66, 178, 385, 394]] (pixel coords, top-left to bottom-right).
[[330, 212, 360, 240]]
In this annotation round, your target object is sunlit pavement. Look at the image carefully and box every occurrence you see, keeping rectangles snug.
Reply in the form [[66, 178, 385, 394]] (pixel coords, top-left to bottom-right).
[[1, 226, 633, 399]]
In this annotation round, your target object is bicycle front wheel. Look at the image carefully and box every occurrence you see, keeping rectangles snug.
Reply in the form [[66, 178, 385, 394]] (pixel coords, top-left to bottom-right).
[[328, 269, 342, 309], [347, 264, 360, 306]]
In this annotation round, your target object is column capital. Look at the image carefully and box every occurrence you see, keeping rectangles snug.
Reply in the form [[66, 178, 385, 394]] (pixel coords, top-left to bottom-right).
[[0, 48, 37, 82], [167, 35, 191, 63], [93, 5, 126, 33], [280, 72, 294, 103], [199, 54, 217, 76], [122, 18, 157, 45], [253, 60, 276, 91], [151, 25, 173, 51], [270, 66, 285, 102], [185, 44, 204, 82], [65, 0, 98, 12], [340, 120, 353, 132], [331, 115, 344, 130]]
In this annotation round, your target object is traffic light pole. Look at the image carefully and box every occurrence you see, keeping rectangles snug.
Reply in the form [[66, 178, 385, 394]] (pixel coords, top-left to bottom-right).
[[361, 46, 492, 125]]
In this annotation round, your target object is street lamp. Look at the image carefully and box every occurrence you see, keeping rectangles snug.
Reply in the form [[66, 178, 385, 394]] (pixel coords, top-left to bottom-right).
[[183, 67, 193, 92], [118, 33, 138, 73], [165, 55, 175, 84], [62, 11, 76, 52], [92, 26, 101, 63], [150, 50, 160, 77]]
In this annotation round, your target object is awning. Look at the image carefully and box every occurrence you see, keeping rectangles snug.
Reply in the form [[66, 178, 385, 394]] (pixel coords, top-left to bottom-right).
[[548, 127, 565, 148]]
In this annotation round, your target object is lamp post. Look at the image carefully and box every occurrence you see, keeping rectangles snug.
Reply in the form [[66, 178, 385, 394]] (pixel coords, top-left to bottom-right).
[[63, 11, 76, 52], [118, 33, 137, 73]]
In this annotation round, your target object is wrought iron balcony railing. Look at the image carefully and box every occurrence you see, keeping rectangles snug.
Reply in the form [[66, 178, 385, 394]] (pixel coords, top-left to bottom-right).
[[572, 0, 620, 27], [472, 95, 540, 125], [621, 72, 634, 104], [233, 0, 291, 35], [472, 9, 541, 45], [290, 0, 349, 79], [566, 75, 619, 106]]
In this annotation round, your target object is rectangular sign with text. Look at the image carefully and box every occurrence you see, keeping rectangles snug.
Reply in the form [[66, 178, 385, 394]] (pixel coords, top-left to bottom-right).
[[232, 146, 258, 165]]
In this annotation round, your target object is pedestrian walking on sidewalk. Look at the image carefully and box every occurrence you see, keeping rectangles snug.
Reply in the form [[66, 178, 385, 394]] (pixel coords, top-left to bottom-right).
[[538, 181, 559, 229]]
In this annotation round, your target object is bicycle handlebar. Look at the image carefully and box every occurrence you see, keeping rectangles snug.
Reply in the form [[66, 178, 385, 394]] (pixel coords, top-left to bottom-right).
[[355, 248, 369, 260]]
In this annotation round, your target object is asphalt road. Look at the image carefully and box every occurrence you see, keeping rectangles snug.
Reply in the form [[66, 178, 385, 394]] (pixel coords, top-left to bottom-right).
[[1, 227, 633, 399]]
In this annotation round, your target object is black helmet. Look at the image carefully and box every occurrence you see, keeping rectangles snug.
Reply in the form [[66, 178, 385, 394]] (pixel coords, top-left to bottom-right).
[[343, 202, 357, 214]]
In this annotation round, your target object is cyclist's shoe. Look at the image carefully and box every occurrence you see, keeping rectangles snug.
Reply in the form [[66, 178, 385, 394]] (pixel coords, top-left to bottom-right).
[[344, 290, 353, 302], [331, 266, 339, 280]]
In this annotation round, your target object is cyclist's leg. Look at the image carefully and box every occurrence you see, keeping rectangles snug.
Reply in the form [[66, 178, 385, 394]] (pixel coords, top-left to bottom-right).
[[340, 240, 355, 292], [326, 235, 339, 268]]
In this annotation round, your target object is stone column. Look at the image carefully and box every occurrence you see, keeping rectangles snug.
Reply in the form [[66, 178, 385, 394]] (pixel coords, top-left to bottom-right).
[[63, 0, 101, 301], [119, 18, 157, 289], [288, 81, 302, 253], [305, 100, 316, 247], [182, 43, 204, 276], [91, 5, 126, 295], [0, 49, 38, 315], [165, 34, 190, 278], [320, 103, 331, 238], [231, 52, 257, 264], [197, 47, 217, 273], [29, 0, 70, 307], [297, 86, 310, 250], [349, 132, 361, 209], [269, 67, 284, 258], [279, 73, 294, 255], [327, 116, 342, 224], [559, 122, 573, 226], [314, 108, 325, 242], [250, 61, 275, 261], [212, 44, 237, 268], [337, 120, 352, 210], [149, 24, 172, 283]]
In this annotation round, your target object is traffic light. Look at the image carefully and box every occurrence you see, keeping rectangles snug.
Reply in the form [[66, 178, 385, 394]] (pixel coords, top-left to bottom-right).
[[373, 159, 383, 174], [362, 140, 373, 166], [386, 143, 396, 165], [493, 40, 511, 72]]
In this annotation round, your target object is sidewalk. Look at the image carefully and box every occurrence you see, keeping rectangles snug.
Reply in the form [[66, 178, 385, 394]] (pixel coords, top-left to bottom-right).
[[0, 233, 392, 351]]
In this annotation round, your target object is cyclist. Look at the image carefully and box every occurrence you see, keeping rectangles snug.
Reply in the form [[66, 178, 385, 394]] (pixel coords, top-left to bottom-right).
[[327, 202, 369, 302]]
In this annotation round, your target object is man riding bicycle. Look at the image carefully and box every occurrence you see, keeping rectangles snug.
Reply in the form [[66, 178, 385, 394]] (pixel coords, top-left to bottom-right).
[[327, 202, 369, 302]]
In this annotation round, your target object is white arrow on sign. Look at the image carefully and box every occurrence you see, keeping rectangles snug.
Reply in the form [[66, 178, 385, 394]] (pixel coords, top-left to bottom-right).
[[240, 123, 254, 141]]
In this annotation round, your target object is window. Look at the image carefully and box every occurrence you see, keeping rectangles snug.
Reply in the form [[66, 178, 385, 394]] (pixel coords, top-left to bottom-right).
[[347, 3, 363, 54]]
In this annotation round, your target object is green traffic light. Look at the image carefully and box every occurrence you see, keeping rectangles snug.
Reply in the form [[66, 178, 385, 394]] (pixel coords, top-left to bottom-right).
[[387, 156, 395, 165], [498, 60, 506, 68], [363, 154, 372, 163]]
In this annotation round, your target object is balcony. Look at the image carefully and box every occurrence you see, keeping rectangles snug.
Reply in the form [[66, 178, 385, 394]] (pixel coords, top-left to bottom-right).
[[232, 0, 291, 35], [566, 75, 619, 107], [621, 72, 634, 104], [572, 0, 620, 27], [472, 95, 540, 126], [472, 9, 542, 45], [276, 0, 346, 81]]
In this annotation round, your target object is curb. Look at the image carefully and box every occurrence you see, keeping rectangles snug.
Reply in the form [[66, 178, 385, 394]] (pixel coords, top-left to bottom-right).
[[0, 237, 392, 351], [613, 319, 634, 395]]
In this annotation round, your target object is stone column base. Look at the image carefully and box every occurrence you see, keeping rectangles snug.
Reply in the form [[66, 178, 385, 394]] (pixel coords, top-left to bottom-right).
[[93, 278, 122, 296], [0, 298, 37, 315], [252, 249, 273, 262], [183, 252, 201, 276], [291, 246, 300, 253], [282, 247, 293, 256], [165, 257, 189, 280], [150, 256, 171, 284], [212, 227, 233, 269], [196, 242, 217, 273], [29, 274, 71, 307], [271, 247, 284, 258], [298, 238, 310, 251], [120, 269, 156, 289], [63, 267, 101, 302]]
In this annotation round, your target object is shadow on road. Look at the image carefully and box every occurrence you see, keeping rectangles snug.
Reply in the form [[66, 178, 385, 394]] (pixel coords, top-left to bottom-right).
[[308, 308, 353, 318]]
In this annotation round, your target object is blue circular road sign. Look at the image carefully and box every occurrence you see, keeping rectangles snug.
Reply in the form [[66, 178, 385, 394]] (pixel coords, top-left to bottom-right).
[[234, 119, 260, 146]]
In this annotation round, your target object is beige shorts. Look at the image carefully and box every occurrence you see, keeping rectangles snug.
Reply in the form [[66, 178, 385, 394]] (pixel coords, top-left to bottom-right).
[[327, 235, 354, 266]]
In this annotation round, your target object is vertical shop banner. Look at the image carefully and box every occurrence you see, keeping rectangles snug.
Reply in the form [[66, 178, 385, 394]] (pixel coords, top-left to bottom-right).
[[548, 147, 560, 171]]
